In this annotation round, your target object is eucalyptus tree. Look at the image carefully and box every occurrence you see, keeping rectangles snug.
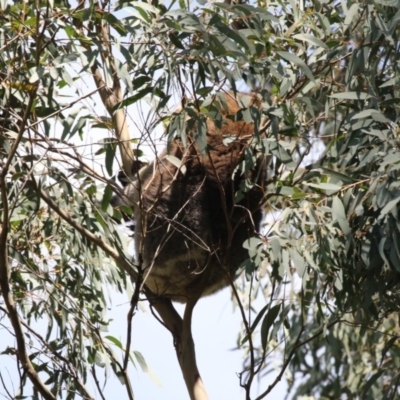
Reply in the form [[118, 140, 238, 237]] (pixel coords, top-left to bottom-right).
[[1, 0, 400, 399]]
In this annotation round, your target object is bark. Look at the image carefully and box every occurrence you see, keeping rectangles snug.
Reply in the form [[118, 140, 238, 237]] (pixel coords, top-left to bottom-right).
[[150, 295, 209, 400]]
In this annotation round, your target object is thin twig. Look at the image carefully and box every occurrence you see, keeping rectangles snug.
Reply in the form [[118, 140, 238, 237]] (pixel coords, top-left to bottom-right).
[[91, 367, 107, 400], [0, 371, 13, 400], [227, 273, 255, 400], [123, 271, 143, 371]]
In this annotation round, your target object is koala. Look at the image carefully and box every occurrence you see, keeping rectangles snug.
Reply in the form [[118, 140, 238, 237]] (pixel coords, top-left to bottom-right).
[[119, 92, 266, 302]]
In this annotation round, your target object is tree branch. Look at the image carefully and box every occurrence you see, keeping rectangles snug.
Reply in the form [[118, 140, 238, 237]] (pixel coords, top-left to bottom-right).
[[149, 294, 208, 400], [90, 13, 134, 177], [30, 179, 137, 282], [0, 92, 56, 399]]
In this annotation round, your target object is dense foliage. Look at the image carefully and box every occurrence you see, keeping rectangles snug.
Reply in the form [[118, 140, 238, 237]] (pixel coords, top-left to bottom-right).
[[1, 0, 400, 398]]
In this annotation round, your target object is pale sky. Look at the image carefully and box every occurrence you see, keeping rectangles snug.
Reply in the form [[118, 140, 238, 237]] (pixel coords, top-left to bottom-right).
[[105, 287, 289, 399]]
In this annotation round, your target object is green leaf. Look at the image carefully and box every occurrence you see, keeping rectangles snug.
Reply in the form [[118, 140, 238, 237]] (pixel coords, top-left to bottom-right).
[[378, 196, 400, 219], [332, 196, 351, 236], [132, 350, 148, 372], [194, 117, 207, 154], [293, 33, 329, 49], [164, 155, 187, 175], [261, 304, 281, 350], [115, 87, 153, 110], [330, 92, 370, 100], [306, 182, 342, 192], [101, 185, 114, 212], [214, 22, 252, 51], [105, 335, 124, 350], [351, 109, 390, 123], [320, 168, 356, 184], [344, 3, 359, 27], [105, 142, 117, 176], [277, 51, 315, 82], [362, 370, 385, 395]]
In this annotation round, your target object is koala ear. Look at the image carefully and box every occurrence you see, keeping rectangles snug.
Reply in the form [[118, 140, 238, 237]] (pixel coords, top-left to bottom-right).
[[110, 168, 138, 224], [117, 160, 145, 187], [117, 170, 130, 188]]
